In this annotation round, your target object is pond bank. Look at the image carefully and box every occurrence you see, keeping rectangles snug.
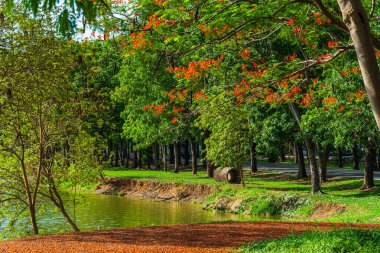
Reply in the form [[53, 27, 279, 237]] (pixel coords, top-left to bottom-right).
[[95, 177, 347, 220], [96, 177, 214, 203], [96, 177, 258, 215]]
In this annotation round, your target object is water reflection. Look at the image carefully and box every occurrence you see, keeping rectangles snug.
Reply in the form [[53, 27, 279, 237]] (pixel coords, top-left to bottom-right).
[[2, 192, 244, 238]]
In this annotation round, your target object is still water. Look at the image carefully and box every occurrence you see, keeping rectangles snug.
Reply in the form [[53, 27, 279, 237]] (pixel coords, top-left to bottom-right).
[[1, 192, 244, 238]]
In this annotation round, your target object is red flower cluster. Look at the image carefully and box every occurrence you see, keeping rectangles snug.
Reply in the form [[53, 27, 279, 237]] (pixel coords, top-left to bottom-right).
[[340, 67, 360, 76], [233, 79, 250, 98], [164, 89, 188, 103], [143, 103, 166, 115], [279, 81, 288, 88], [130, 32, 151, 49], [322, 97, 337, 105], [154, 0, 165, 6], [265, 91, 277, 103], [144, 14, 167, 30], [291, 26, 309, 45], [199, 24, 229, 37], [355, 90, 365, 99], [300, 93, 313, 106], [327, 40, 341, 48], [168, 56, 225, 80], [316, 54, 330, 61], [172, 106, 184, 113], [240, 48, 250, 59], [283, 86, 302, 101], [284, 53, 297, 61]]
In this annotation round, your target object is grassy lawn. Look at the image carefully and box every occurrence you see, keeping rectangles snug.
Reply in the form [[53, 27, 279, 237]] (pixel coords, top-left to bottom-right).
[[103, 167, 380, 223], [237, 229, 380, 253], [269, 158, 365, 170]]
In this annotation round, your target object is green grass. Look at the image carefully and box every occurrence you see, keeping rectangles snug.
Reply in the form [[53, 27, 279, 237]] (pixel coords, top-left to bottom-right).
[[268, 158, 365, 170], [104, 167, 221, 184], [103, 167, 380, 223], [237, 229, 380, 253]]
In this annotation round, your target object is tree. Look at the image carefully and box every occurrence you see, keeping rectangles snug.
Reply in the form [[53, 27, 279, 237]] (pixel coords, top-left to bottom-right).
[[0, 9, 102, 234], [197, 95, 250, 185]]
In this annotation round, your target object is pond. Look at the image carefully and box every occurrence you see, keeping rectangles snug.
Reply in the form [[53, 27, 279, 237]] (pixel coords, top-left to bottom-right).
[[0, 192, 246, 239]]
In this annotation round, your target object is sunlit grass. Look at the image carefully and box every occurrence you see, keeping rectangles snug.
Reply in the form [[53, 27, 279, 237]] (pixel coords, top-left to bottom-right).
[[238, 229, 380, 253]]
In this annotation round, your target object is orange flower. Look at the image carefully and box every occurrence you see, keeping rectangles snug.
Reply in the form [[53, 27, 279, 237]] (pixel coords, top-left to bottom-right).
[[322, 97, 337, 105], [240, 48, 250, 59]]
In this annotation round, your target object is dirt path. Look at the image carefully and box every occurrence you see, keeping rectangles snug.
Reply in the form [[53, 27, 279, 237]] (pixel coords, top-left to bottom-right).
[[1, 221, 379, 253]]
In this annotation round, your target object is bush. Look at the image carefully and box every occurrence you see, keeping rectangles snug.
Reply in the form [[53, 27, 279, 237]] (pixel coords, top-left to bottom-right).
[[249, 194, 309, 216]]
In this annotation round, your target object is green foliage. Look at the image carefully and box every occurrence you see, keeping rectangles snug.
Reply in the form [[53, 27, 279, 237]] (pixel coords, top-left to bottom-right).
[[249, 194, 309, 216], [197, 95, 249, 168], [238, 229, 380, 253], [0, 8, 105, 234]]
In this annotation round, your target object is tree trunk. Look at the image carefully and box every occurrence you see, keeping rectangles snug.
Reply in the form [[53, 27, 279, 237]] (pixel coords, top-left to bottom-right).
[[133, 151, 138, 168], [337, 148, 343, 168], [137, 151, 142, 168], [118, 141, 124, 167], [305, 140, 322, 193], [147, 148, 151, 170], [267, 153, 277, 163], [184, 140, 190, 166], [153, 143, 160, 170], [114, 143, 119, 166], [20, 153, 39, 235], [377, 146, 380, 171], [280, 145, 286, 162], [173, 142, 180, 173], [238, 161, 245, 186], [178, 143, 182, 166], [297, 143, 307, 179], [288, 103, 321, 193], [29, 205, 39, 235], [206, 159, 215, 178], [49, 184, 80, 232], [161, 144, 167, 171], [318, 145, 329, 182], [362, 137, 376, 189], [250, 141, 258, 173], [126, 142, 130, 167], [58, 204, 80, 232], [169, 144, 175, 164], [190, 138, 197, 175], [201, 138, 207, 170], [337, 0, 380, 130], [293, 142, 298, 163], [353, 143, 360, 170]]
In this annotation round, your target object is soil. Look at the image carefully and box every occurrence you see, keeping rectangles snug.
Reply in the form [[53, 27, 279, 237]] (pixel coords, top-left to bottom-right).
[[96, 177, 214, 203], [0, 221, 379, 253], [309, 203, 347, 219]]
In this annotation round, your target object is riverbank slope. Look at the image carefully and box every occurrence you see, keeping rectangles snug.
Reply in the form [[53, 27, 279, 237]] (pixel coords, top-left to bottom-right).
[[98, 168, 380, 223]]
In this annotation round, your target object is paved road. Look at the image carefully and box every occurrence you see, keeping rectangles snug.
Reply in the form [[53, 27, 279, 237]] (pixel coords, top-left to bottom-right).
[[250, 162, 380, 181]]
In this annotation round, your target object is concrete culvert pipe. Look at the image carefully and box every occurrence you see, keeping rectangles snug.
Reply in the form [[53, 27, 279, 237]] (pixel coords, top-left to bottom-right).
[[213, 167, 241, 183]]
